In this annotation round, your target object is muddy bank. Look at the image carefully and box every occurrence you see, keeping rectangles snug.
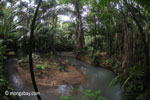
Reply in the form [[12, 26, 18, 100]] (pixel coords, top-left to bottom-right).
[[15, 55, 85, 87]]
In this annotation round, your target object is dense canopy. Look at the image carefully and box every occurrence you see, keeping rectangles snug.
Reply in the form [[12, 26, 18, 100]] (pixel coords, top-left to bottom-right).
[[0, 0, 150, 100]]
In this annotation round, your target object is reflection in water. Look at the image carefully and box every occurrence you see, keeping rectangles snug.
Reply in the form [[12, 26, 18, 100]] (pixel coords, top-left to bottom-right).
[[4, 57, 123, 100], [12, 75, 24, 89], [57, 85, 73, 96]]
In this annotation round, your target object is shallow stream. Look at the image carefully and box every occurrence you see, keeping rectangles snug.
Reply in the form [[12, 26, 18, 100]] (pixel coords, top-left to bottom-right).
[[3, 55, 123, 100]]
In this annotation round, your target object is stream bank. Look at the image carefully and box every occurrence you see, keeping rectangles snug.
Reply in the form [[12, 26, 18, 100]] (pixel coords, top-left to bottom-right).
[[3, 53, 123, 100], [16, 53, 85, 87]]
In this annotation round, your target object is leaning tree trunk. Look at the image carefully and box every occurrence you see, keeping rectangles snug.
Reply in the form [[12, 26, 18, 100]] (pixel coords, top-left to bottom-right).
[[29, 0, 42, 100]]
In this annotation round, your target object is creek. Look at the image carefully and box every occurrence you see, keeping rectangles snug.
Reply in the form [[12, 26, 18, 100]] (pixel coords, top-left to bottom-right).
[[3, 54, 123, 100]]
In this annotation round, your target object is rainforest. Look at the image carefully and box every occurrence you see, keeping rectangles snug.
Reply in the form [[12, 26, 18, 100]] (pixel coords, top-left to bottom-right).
[[0, 0, 150, 100]]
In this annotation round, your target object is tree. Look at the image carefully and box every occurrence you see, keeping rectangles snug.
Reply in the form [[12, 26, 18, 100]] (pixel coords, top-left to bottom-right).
[[74, 0, 85, 49], [58, 0, 85, 50], [126, 1, 150, 90]]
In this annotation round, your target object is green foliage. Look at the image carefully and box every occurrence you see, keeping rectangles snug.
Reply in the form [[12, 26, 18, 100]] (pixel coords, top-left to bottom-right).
[[120, 62, 147, 100], [114, 60, 122, 72], [0, 6, 13, 100], [85, 36, 95, 48], [88, 47, 93, 52], [59, 89, 107, 100], [34, 26, 55, 53], [32, 53, 40, 60], [1, 0, 150, 100], [0, 42, 7, 77], [104, 59, 112, 64], [52, 61, 61, 69], [60, 96, 75, 100], [95, 50, 100, 56], [135, 93, 145, 100], [91, 57, 96, 63], [18, 56, 29, 68], [135, 0, 150, 12], [36, 64, 46, 70], [0, 43, 6, 63], [109, 75, 120, 86], [0, 41, 16, 100]]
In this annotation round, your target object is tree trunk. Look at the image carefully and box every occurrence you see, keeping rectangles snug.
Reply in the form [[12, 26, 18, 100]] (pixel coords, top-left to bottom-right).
[[120, 5, 129, 74], [29, 0, 42, 100], [121, 22, 129, 74], [97, 21, 103, 50], [91, 14, 97, 58], [74, 0, 84, 49], [112, 16, 119, 54], [128, 22, 135, 66], [114, 32, 118, 54], [109, 32, 113, 56]]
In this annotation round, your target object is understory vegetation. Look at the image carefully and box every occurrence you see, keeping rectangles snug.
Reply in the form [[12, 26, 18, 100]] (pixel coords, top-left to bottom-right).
[[0, 0, 150, 100], [60, 89, 107, 100]]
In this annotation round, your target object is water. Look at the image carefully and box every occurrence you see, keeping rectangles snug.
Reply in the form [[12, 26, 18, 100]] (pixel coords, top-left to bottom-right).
[[3, 57, 123, 100]]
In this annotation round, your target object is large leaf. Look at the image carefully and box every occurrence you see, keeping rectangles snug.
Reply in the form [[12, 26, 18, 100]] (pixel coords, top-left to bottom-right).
[[16, 25, 29, 31]]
